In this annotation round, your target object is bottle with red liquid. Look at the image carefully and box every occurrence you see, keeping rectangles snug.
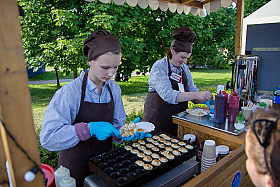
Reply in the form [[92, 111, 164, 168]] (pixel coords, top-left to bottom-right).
[[228, 92, 240, 123], [221, 91, 228, 121], [214, 91, 225, 123]]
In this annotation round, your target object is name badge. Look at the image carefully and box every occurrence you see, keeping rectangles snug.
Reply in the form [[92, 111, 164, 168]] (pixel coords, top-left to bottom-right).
[[178, 83, 185, 92], [170, 72, 181, 82]]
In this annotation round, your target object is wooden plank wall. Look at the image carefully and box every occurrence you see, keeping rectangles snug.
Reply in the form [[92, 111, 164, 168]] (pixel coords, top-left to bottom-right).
[[0, 0, 44, 186]]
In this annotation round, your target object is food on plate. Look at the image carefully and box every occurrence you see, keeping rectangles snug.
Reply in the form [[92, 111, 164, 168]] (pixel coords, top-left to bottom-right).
[[151, 153, 160, 159], [135, 160, 144, 166], [137, 152, 145, 158], [171, 144, 179, 149], [119, 121, 136, 137], [172, 150, 181, 156], [178, 147, 188, 153], [143, 156, 152, 162], [151, 159, 161, 166], [159, 157, 168, 163], [143, 164, 153, 170], [186, 108, 208, 116], [124, 145, 132, 151], [178, 142, 186, 146]]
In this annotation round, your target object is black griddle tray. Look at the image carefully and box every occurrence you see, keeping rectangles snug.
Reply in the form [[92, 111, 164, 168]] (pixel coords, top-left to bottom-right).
[[89, 133, 197, 187]]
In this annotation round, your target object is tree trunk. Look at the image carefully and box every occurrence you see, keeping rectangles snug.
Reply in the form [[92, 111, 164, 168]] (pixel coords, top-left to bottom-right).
[[114, 72, 121, 82], [73, 71, 78, 79], [54, 67, 60, 87]]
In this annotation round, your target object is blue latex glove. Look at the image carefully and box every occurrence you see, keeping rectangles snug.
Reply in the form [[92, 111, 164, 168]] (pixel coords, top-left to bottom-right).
[[202, 99, 215, 107], [89, 121, 121, 141]]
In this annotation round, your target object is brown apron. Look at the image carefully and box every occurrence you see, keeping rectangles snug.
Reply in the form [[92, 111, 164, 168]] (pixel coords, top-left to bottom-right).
[[143, 59, 189, 137], [58, 70, 114, 187]]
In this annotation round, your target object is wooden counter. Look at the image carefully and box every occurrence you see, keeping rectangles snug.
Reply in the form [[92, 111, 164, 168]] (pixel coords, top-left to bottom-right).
[[173, 118, 254, 187]]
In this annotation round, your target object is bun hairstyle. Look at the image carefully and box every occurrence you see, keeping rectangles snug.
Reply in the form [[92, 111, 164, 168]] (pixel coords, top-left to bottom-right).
[[83, 30, 121, 62], [170, 26, 196, 53]]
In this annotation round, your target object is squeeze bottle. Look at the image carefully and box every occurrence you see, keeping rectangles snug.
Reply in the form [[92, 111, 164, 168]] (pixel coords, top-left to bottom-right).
[[228, 92, 240, 123], [54, 165, 70, 187], [214, 91, 225, 123], [59, 176, 76, 187], [221, 91, 228, 121]]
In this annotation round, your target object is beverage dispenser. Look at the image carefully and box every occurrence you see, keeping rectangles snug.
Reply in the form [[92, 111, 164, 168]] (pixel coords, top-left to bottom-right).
[[227, 55, 260, 101]]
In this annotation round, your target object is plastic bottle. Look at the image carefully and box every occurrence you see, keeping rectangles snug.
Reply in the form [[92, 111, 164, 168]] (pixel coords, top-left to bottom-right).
[[273, 86, 280, 105], [59, 176, 76, 187], [214, 91, 225, 123], [54, 165, 70, 187], [228, 92, 240, 123], [221, 91, 228, 121]]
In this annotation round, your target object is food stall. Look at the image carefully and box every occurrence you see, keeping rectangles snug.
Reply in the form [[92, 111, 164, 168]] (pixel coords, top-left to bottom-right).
[[0, 0, 246, 186]]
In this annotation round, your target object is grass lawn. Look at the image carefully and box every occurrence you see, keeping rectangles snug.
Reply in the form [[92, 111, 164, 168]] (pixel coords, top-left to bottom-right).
[[29, 68, 232, 127]]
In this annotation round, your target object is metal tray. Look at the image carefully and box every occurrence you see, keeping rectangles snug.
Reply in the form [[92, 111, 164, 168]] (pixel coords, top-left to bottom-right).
[[89, 133, 197, 187]]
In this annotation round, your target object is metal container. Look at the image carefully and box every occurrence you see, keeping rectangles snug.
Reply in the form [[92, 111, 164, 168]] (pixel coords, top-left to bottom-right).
[[233, 55, 260, 101]]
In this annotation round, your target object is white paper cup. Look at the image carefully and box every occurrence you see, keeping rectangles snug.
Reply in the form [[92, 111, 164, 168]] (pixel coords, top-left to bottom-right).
[[241, 107, 252, 120], [202, 140, 216, 159]]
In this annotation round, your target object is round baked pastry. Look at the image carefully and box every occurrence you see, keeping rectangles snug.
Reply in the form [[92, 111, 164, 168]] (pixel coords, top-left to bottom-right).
[[172, 150, 181, 156], [135, 160, 144, 166], [178, 142, 186, 146], [163, 136, 171, 140], [143, 164, 153, 170], [159, 138, 166, 143], [138, 139, 145, 145], [146, 138, 153, 142], [146, 143, 154, 148], [151, 153, 160, 159], [165, 147, 173, 152], [159, 134, 167, 137], [143, 156, 152, 162], [151, 159, 161, 166], [132, 142, 140, 147], [158, 144, 165, 149], [171, 144, 179, 149], [144, 150, 152, 155], [166, 153, 175, 159], [159, 157, 168, 163], [131, 149, 139, 154], [137, 152, 145, 158], [171, 139, 179, 143], [153, 135, 160, 140], [160, 150, 169, 156], [152, 147, 159, 152], [152, 141, 159, 146], [125, 145, 132, 151], [185, 145, 194, 149], [138, 146, 146, 151], [178, 147, 188, 153], [164, 141, 171, 146]]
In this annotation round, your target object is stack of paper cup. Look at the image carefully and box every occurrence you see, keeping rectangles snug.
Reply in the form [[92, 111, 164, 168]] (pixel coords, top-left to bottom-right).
[[201, 140, 216, 173]]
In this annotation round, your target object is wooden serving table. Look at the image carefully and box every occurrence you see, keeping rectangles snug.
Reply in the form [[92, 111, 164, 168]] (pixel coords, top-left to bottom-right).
[[173, 117, 254, 187]]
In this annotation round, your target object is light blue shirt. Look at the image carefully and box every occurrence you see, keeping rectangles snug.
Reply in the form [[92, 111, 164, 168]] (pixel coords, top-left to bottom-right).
[[39, 70, 126, 151], [148, 57, 199, 104]]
